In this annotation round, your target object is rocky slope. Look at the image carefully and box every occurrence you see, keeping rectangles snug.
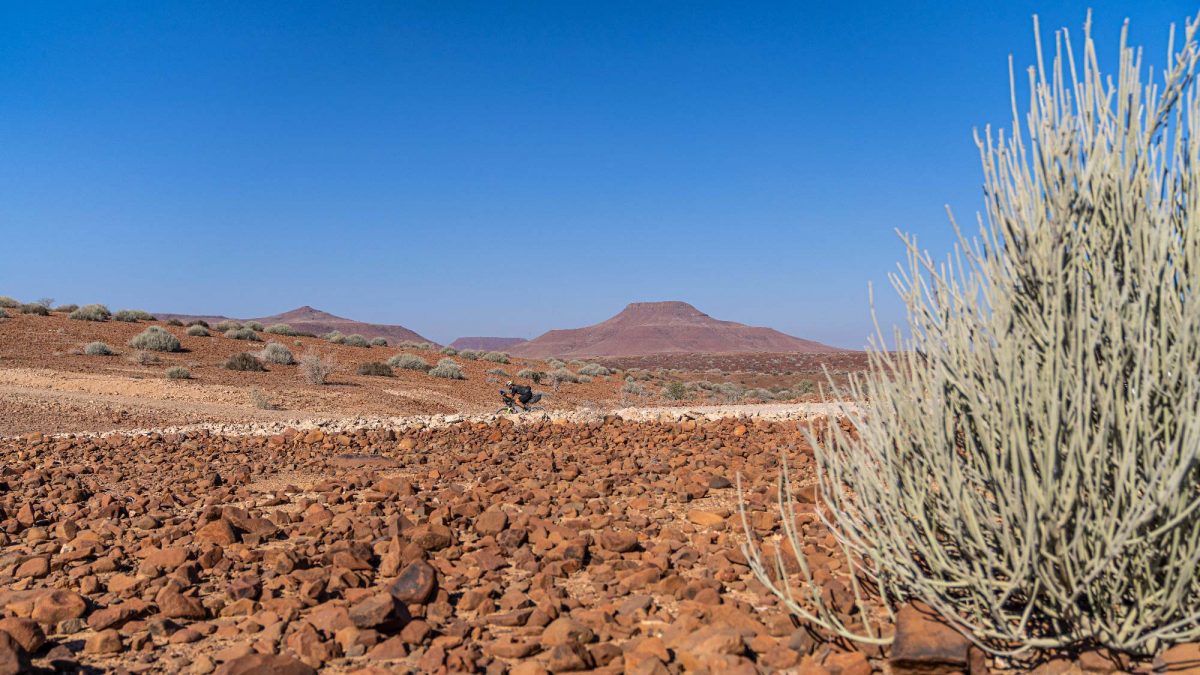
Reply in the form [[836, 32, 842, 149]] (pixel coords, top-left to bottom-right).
[[156, 306, 436, 347], [509, 301, 841, 358]]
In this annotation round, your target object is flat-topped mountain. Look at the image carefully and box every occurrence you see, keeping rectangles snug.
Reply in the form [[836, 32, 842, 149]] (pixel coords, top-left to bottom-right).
[[508, 301, 841, 358], [156, 306, 436, 346], [449, 337, 528, 351]]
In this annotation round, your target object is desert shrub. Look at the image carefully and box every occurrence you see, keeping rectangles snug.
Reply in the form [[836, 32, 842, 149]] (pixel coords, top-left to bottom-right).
[[264, 323, 298, 336], [130, 351, 160, 366], [516, 369, 544, 384], [128, 326, 181, 352], [166, 319, 183, 326], [439, 346, 458, 356], [661, 381, 687, 400], [458, 349, 481, 360], [19, 304, 49, 316], [225, 327, 261, 342], [213, 320, 240, 332], [0, 296, 19, 308], [577, 374, 592, 383], [486, 368, 508, 376], [246, 321, 264, 332], [621, 381, 646, 397], [249, 388, 276, 410], [357, 362, 394, 377], [165, 366, 191, 380], [53, 304, 78, 313], [187, 320, 210, 328], [388, 354, 431, 371], [578, 363, 611, 377], [224, 352, 265, 372], [741, 19, 1200, 656], [0, 309, 8, 319], [429, 358, 465, 380], [370, 337, 388, 347], [549, 368, 578, 385], [481, 351, 509, 363], [323, 331, 346, 344], [399, 340, 434, 350], [258, 342, 294, 365], [299, 354, 336, 384], [545, 358, 566, 369], [186, 325, 210, 337], [69, 304, 111, 321], [342, 334, 370, 348], [113, 309, 155, 322], [84, 341, 113, 356]]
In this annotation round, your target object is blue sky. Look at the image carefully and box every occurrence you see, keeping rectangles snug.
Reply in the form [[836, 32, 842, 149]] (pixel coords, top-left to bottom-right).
[[0, 1, 1190, 347]]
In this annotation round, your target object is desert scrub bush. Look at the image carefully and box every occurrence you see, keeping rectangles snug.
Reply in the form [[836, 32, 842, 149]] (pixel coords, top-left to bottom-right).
[[516, 368, 544, 383], [186, 325, 210, 337], [258, 342, 294, 365], [0, 296, 19, 308], [84, 341, 113, 356], [388, 354, 431, 371], [578, 363, 611, 377], [113, 309, 155, 322], [620, 381, 646, 397], [19, 303, 49, 316], [165, 366, 191, 380], [457, 349, 481, 360], [214, 320, 242, 332], [249, 388, 276, 410], [128, 326, 181, 352], [549, 368, 578, 386], [577, 374, 593, 383], [481, 351, 509, 363], [399, 340, 434, 350], [0, 309, 8, 319], [741, 17, 1200, 656], [322, 331, 346, 344], [486, 368, 508, 376], [53, 304, 78, 313], [545, 358, 566, 369], [224, 352, 265, 372], [187, 320, 210, 328], [166, 318, 183, 326], [429, 358, 465, 380], [661, 381, 687, 400], [299, 354, 336, 384], [370, 337, 388, 347], [357, 362, 394, 377], [130, 351, 160, 366], [264, 323, 297, 336], [225, 327, 261, 342], [246, 321, 264, 332], [439, 346, 458, 355], [69, 304, 111, 321]]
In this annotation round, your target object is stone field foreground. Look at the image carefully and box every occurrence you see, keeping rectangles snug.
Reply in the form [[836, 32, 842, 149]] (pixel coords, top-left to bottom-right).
[[0, 415, 866, 674]]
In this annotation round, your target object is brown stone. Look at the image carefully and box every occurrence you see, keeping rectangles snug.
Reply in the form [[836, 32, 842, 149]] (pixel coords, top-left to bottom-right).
[[214, 653, 317, 675], [1156, 643, 1200, 673], [545, 641, 595, 672], [14, 557, 49, 579], [155, 586, 207, 620], [388, 560, 437, 605], [0, 631, 29, 675], [476, 510, 509, 536], [597, 529, 639, 553], [890, 603, 969, 675], [84, 629, 122, 654], [0, 618, 45, 653], [31, 589, 87, 626], [349, 593, 396, 628], [196, 519, 240, 546], [541, 617, 595, 646]]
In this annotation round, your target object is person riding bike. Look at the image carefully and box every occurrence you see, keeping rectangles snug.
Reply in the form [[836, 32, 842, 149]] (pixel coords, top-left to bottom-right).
[[506, 381, 542, 410]]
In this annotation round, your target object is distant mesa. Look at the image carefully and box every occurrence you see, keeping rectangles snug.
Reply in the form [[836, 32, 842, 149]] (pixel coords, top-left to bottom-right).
[[449, 337, 528, 351], [155, 305, 436, 346], [507, 301, 841, 358]]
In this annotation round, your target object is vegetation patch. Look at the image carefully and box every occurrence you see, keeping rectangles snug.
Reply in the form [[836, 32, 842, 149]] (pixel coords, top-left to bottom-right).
[[165, 366, 191, 380], [84, 341, 113, 356], [356, 362, 394, 377], [429, 358, 465, 380], [129, 326, 181, 352], [224, 352, 266, 372], [388, 354, 431, 371], [225, 327, 262, 342], [69, 304, 111, 322]]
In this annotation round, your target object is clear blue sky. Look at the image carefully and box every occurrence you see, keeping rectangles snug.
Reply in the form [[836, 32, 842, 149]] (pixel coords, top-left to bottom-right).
[[0, 2, 1190, 347]]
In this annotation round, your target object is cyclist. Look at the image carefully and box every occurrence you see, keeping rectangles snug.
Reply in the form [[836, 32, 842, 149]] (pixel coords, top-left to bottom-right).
[[506, 381, 542, 410]]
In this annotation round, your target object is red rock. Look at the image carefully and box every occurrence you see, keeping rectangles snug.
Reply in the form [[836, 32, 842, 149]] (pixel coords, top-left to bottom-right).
[[475, 510, 509, 536], [366, 635, 408, 660], [215, 653, 317, 675], [825, 651, 871, 675], [597, 529, 639, 553], [388, 561, 437, 605], [408, 524, 452, 551], [14, 557, 49, 579], [31, 589, 87, 625], [84, 629, 122, 654], [0, 618, 44, 653], [0, 631, 29, 675], [541, 617, 595, 646], [155, 586, 207, 620], [349, 593, 396, 628], [890, 603, 969, 675], [545, 641, 595, 672], [1156, 643, 1200, 673], [196, 519, 240, 546], [286, 622, 341, 665]]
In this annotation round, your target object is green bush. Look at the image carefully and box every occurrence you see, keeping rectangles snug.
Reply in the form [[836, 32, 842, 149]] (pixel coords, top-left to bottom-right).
[[516, 369, 544, 384], [20, 304, 49, 316], [53, 304, 78, 313], [578, 363, 611, 377], [388, 354, 431, 371], [439, 346, 459, 356], [128, 326, 181, 352], [549, 368, 579, 385], [0, 309, 8, 319], [322, 331, 345, 343], [258, 342, 294, 365], [225, 327, 261, 342], [546, 358, 566, 369], [486, 368, 508, 376], [662, 381, 687, 400], [343, 334, 370, 348], [166, 319, 183, 327], [0, 296, 19, 308], [165, 366, 191, 380], [214, 320, 242, 332], [299, 354, 335, 384], [481, 351, 509, 363], [429, 358, 465, 380], [224, 352, 265, 372], [357, 362, 394, 377], [246, 321, 264, 332], [621, 381, 646, 397], [458, 349, 481, 360], [113, 309, 155, 322], [84, 341, 113, 356], [187, 320, 210, 328], [69, 304, 111, 321], [742, 18, 1200, 656], [264, 323, 298, 336], [370, 337, 388, 347], [186, 325, 210, 337], [399, 340, 434, 350]]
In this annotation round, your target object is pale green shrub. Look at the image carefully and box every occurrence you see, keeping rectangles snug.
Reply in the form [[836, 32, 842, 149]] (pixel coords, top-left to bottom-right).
[[84, 341, 113, 356], [343, 334, 369, 348], [357, 362, 393, 377], [165, 366, 191, 380], [246, 321, 264, 332], [516, 368, 544, 384], [578, 363, 611, 377], [128, 326, 180, 352], [549, 368, 578, 385], [20, 304, 49, 316], [265, 323, 298, 336], [370, 337, 388, 347], [53, 304, 78, 313], [225, 327, 261, 342], [258, 342, 294, 365], [546, 358, 566, 369], [186, 325, 210, 337], [0, 309, 8, 319], [481, 351, 509, 363], [388, 354, 430, 371], [69, 304, 111, 321], [225, 352, 265, 372], [458, 349, 481, 360], [214, 320, 242, 332], [299, 354, 335, 384], [113, 309, 155, 322], [429, 358, 464, 380], [439, 346, 458, 356], [661, 381, 687, 400], [399, 340, 434, 350], [742, 17, 1200, 656], [0, 296, 18, 308], [323, 331, 346, 344]]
